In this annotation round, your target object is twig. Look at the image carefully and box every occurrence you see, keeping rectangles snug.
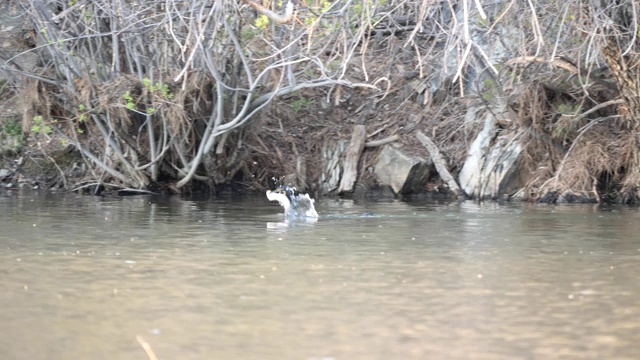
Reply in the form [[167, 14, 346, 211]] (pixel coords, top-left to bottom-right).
[[553, 115, 621, 187], [136, 335, 158, 360], [364, 134, 400, 148], [570, 99, 625, 125], [416, 131, 463, 196]]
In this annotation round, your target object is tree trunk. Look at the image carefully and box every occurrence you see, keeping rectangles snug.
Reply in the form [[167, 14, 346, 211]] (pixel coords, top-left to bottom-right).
[[600, 39, 640, 126]]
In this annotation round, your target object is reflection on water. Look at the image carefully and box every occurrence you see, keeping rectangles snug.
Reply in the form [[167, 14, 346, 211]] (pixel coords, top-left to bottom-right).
[[1, 190, 640, 359]]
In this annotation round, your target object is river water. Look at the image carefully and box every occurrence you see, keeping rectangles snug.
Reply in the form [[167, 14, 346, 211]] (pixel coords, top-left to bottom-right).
[[1, 190, 639, 359]]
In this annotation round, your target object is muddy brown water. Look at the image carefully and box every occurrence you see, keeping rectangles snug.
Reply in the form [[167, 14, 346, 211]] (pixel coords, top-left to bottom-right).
[[1, 190, 640, 359]]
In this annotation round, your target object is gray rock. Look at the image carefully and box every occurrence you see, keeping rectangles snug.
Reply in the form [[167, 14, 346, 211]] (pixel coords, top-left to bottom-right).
[[0, 169, 11, 179], [320, 140, 345, 194], [0, 3, 39, 78], [374, 145, 431, 194], [458, 108, 524, 200]]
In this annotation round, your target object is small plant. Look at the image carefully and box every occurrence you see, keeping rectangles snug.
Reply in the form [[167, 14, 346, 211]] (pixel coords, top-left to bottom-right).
[[557, 103, 581, 115], [157, 83, 173, 99], [290, 97, 314, 112], [75, 104, 89, 134], [31, 115, 53, 136], [123, 90, 136, 110], [2, 118, 23, 138], [552, 117, 575, 140], [77, 104, 88, 122], [241, 26, 256, 42], [255, 14, 270, 29], [143, 78, 174, 99], [481, 79, 500, 101]]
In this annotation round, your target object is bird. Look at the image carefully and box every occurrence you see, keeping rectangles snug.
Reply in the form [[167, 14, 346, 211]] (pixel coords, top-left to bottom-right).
[[266, 185, 318, 218]]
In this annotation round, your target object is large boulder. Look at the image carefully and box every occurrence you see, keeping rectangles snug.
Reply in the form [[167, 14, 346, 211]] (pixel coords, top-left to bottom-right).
[[374, 145, 431, 194]]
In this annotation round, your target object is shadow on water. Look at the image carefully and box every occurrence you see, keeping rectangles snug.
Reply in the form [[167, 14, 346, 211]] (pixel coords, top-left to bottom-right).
[[1, 190, 640, 359]]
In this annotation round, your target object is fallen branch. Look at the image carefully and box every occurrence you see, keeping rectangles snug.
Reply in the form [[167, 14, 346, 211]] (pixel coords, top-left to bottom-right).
[[416, 131, 464, 197], [338, 125, 366, 193], [247, 79, 380, 114], [364, 134, 400, 148], [241, 0, 294, 24], [505, 56, 618, 91]]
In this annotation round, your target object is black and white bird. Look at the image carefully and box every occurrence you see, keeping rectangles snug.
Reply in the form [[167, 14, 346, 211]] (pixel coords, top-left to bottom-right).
[[266, 185, 318, 218]]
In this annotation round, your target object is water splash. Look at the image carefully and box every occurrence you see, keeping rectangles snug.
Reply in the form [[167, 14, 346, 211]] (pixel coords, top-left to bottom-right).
[[266, 184, 318, 218]]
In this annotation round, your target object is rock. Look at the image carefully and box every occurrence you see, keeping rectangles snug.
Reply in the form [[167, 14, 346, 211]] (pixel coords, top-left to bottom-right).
[[458, 108, 524, 200], [320, 140, 345, 194], [374, 145, 431, 194], [338, 125, 366, 194], [0, 169, 11, 179], [0, 3, 39, 78]]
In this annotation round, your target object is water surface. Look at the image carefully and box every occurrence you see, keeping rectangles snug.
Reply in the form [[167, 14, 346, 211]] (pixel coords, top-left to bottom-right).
[[1, 190, 639, 359]]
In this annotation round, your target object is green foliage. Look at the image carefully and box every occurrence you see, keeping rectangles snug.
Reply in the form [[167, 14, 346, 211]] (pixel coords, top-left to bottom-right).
[[352, 2, 363, 15], [158, 83, 173, 99], [320, 0, 332, 12], [123, 90, 136, 110], [241, 26, 256, 42], [255, 14, 270, 29], [557, 103, 581, 114], [352, 0, 386, 18], [476, 16, 490, 27], [2, 118, 23, 138], [481, 78, 500, 101], [254, 0, 287, 28], [122, 79, 174, 117], [290, 97, 314, 112], [72, 105, 87, 134], [304, 0, 333, 26], [349, 0, 386, 28], [552, 118, 575, 139], [38, 27, 54, 45], [143, 78, 174, 99], [31, 115, 52, 136]]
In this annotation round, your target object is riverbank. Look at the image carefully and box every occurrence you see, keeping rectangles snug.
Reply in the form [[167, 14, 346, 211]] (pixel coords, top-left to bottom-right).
[[1, 1, 639, 203]]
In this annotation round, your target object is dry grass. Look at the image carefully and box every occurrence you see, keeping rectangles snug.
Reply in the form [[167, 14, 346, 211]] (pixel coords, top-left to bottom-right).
[[3, 0, 639, 200]]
